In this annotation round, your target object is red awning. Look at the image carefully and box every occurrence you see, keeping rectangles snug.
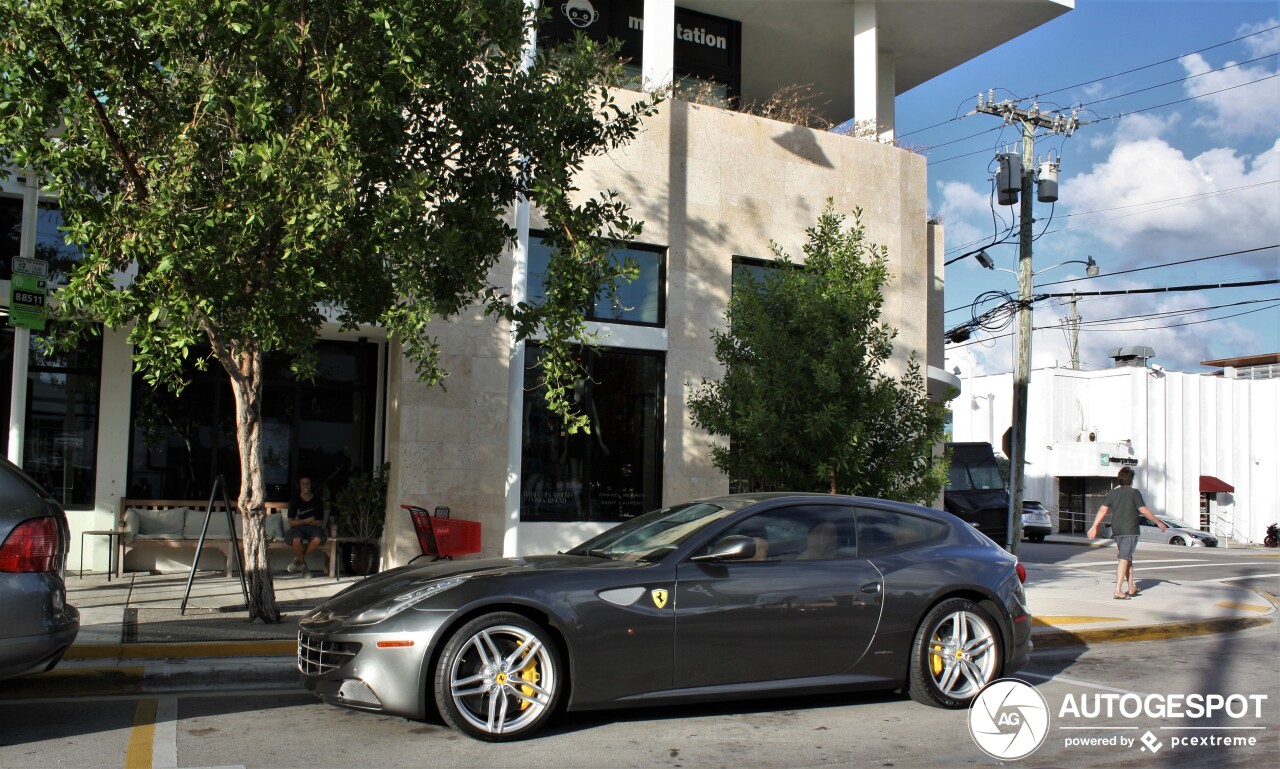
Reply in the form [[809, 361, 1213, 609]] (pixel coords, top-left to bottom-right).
[[1200, 475, 1234, 493]]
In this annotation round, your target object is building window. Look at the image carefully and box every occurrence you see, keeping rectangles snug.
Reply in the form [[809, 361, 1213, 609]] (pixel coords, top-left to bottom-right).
[[527, 236, 665, 326], [520, 345, 663, 522], [0, 197, 83, 285], [127, 340, 380, 503], [0, 320, 103, 509]]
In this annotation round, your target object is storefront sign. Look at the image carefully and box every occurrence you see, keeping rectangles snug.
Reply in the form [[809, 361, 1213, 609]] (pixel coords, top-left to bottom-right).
[[541, 1, 740, 84], [9, 259, 49, 330], [1108, 456, 1139, 466]]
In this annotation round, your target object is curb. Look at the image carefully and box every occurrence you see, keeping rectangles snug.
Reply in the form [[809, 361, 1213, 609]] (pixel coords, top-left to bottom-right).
[[1032, 615, 1274, 648], [65, 640, 295, 661]]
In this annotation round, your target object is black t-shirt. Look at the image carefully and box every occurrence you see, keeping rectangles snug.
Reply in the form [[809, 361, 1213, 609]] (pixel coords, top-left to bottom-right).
[[288, 496, 324, 526]]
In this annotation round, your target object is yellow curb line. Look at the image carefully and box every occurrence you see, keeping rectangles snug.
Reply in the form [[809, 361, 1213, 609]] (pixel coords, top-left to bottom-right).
[[65, 640, 295, 660], [1032, 615, 1125, 626], [1032, 616, 1273, 648], [1215, 600, 1271, 613]]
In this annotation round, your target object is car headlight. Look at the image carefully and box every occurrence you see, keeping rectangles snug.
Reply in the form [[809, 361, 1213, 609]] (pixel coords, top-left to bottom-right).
[[349, 577, 468, 626]]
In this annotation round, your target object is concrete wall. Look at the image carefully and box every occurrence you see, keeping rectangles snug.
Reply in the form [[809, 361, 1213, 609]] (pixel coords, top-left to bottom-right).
[[387, 91, 932, 562]]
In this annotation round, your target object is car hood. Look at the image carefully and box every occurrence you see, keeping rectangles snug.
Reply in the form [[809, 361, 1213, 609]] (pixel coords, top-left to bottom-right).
[[317, 554, 634, 615]]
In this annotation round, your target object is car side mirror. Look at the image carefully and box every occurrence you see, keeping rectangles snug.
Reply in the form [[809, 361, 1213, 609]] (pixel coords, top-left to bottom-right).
[[691, 534, 757, 563]]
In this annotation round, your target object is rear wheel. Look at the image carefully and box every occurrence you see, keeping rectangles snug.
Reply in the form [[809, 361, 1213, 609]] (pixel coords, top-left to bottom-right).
[[908, 598, 1002, 708], [433, 612, 562, 741]]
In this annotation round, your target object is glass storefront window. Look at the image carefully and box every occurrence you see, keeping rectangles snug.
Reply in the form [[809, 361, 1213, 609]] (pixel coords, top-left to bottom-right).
[[520, 346, 663, 522], [127, 340, 379, 503], [527, 236, 665, 326], [0, 320, 102, 509]]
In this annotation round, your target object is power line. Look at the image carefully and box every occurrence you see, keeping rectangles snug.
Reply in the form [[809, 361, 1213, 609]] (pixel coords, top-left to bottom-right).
[[1075, 51, 1274, 109], [1035, 244, 1279, 287], [1031, 24, 1280, 101], [901, 24, 1279, 138], [926, 72, 1279, 165]]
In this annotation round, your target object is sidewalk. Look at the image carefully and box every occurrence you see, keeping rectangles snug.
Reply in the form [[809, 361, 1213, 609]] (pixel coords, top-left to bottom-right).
[[5, 549, 1276, 698]]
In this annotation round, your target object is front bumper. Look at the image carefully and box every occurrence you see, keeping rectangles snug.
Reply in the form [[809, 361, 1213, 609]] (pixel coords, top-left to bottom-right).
[[297, 609, 454, 720]]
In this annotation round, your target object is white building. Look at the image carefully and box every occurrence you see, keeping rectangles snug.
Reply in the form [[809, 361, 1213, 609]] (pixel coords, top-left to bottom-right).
[[2, 0, 1075, 573], [950, 352, 1280, 544]]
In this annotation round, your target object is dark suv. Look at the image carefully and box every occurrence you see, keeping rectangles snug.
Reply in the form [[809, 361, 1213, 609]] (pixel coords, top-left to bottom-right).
[[0, 457, 80, 681]]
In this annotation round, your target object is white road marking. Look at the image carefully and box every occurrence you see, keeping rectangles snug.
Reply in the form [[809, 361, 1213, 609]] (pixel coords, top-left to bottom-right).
[[1069, 561, 1264, 571], [1212, 573, 1280, 581], [1018, 671, 1146, 696], [154, 695, 177, 769]]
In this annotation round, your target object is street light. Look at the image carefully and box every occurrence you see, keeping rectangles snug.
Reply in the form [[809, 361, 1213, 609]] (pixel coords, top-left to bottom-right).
[[976, 253, 1101, 553]]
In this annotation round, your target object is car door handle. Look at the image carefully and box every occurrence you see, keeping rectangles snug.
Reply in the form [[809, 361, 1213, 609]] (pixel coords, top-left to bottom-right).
[[860, 582, 881, 594]]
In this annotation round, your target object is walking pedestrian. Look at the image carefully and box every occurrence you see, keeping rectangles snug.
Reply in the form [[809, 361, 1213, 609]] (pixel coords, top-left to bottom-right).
[[1087, 466, 1167, 599]]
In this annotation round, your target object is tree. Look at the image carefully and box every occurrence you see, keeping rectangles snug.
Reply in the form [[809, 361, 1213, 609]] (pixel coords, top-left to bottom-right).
[[0, 0, 656, 621], [688, 203, 949, 504]]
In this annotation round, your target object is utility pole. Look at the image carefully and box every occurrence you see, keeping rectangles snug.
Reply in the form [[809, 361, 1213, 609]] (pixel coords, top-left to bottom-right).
[[1068, 290, 1080, 370], [975, 95, 1078, 556]]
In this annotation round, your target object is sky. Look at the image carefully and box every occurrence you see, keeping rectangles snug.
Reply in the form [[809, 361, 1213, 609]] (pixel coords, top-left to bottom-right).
[[895, 0, 1279, 377]]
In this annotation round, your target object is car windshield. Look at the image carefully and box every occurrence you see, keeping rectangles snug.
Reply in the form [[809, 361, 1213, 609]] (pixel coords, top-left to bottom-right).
[[1160, 517, 1194, 530], [566, 501, 744, 562]]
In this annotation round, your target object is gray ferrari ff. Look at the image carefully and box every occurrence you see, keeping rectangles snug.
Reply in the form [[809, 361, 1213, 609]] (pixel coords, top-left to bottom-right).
[[298, 493, 1031, 741]]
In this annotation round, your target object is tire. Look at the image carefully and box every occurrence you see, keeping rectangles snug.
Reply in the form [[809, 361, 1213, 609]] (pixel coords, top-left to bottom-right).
[[1170, 536, 1186, 546], [1029, 535, 1045, 543], [1265, 536, 1279, 548], [907, 598, 1002, 709], [433, 612, 562, 741]]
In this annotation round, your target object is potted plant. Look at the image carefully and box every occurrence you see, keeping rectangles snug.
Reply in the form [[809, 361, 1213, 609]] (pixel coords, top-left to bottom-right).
[[334, 463, 389, 576]]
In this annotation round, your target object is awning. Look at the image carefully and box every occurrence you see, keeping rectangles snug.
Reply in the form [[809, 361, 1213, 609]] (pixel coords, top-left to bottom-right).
[[1200, 475, 1234, 494]]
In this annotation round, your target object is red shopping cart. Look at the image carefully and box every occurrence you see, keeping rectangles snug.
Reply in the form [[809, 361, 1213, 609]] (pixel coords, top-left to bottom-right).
[[404, 505, 481, 562]]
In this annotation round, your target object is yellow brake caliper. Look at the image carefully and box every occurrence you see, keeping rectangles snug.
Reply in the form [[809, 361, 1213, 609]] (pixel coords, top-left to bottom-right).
[[515, 640, 539, 711], [930, 637, 945, 676]]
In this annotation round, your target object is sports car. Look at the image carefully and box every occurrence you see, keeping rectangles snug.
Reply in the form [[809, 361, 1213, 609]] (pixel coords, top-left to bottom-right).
[[297, 493, 1031, 741]]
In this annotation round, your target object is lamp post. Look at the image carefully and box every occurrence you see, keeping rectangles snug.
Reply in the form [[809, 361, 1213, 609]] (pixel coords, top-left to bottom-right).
[[978, 253, 1099, 553]]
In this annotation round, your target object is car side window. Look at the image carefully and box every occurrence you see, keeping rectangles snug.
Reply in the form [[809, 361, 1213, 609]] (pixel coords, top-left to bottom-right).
[[709, 504, 858, 561], [855, 508, 948, 557]]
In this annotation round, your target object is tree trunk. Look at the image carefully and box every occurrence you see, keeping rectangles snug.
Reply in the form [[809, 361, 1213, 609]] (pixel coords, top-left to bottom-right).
[[221, 339, 280, 623]]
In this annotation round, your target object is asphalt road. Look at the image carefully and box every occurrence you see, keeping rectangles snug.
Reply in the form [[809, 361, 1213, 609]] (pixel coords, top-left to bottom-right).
[[1, 622, 1274, 769], [1019, 540, 1280, 596]]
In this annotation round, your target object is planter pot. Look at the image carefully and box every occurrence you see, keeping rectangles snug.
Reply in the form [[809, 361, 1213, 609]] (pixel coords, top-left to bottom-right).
[[340, 540, 380, 577]]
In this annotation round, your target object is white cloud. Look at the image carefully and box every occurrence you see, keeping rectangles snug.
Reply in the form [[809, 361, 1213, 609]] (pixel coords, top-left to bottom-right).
[[934, 179, 1013, 260], [1240, 18, 1280, 59], [1060, 137, 1280, 265], [1180, 43, 1280, 138]]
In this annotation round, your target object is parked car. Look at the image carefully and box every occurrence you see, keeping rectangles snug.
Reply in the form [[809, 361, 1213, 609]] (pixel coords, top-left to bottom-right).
[[1141, 515, 1218, 547], [298, 493, 1031, 741], [0, 457, 80, 682], [1021, 500, 1053, 542]]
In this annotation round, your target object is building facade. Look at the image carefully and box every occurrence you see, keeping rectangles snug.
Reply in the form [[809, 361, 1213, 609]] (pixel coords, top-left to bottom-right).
[[949, 360, 1279, 545], [2, 0, 1074, 572]]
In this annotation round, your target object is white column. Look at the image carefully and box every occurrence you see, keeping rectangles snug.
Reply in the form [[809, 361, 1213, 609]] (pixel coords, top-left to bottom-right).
[[642, 0, 675, 91], [7, 171, 37, 464], [853, 1, 879, 136], [876, 51, 896, 142], [504, 1, 541, 557]]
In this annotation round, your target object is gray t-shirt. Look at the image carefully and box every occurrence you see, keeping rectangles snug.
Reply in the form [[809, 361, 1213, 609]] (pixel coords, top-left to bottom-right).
[[1102, 486, 1147, 536]]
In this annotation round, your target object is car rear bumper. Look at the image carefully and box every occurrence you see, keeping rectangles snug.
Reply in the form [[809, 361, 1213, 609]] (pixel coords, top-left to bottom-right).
[[0, 605, 79, 681]]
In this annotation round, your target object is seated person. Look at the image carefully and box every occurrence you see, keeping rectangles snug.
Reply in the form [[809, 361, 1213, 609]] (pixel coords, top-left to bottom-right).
[[798, 521, 837, 560], [285, 476, 326, 576]]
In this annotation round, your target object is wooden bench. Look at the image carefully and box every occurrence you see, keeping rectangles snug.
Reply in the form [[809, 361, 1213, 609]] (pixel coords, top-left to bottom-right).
[[117, 499, 337, 578]]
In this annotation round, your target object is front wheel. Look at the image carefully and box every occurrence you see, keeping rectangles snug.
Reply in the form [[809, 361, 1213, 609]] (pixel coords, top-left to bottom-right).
[[908, 598, 1002, 708], [1170, 536, 1186, 546], [434, 612, 562, 741]]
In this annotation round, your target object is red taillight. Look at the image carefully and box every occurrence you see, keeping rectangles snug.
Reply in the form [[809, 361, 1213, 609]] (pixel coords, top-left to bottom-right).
[[0, 517, 60, 573], [1015, 561, 1027, 583]]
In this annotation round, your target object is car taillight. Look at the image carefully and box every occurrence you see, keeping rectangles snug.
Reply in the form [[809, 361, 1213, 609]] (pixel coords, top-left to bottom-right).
[[0, 517, 60, 573], [1015, 561, 1027, 583]]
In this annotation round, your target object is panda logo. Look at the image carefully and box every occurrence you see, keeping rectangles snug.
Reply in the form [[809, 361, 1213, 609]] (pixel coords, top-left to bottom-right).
[[562, 0, 600, 28]]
